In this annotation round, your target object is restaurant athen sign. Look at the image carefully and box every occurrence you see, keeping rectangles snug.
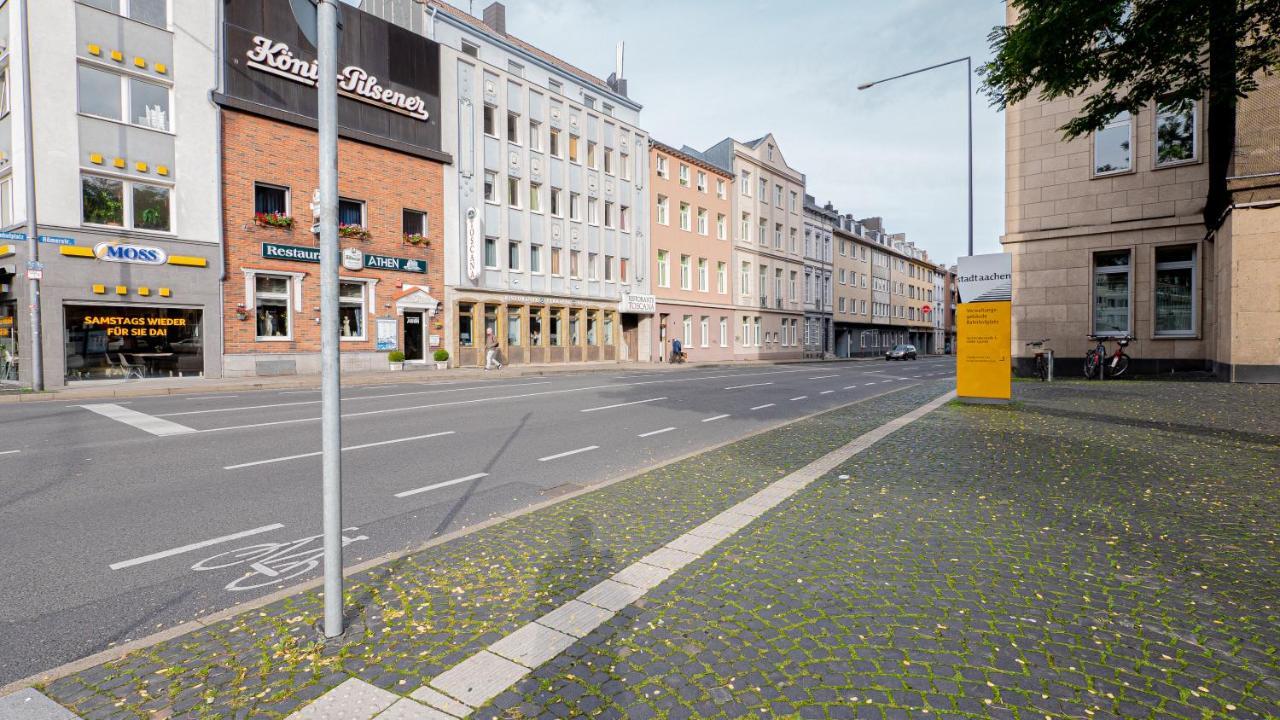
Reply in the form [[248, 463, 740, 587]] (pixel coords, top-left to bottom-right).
[[246, 36, 431, 121]]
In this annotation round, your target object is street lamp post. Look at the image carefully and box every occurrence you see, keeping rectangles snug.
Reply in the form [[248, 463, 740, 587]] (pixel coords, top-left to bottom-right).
[[858, 57, 973, 258]]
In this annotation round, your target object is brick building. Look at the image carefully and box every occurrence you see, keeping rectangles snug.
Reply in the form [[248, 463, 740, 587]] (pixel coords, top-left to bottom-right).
[[216, 0, 451, 377]]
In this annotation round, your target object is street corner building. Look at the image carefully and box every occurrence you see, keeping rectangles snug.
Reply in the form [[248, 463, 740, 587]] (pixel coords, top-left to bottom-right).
[[648, 140, 736, 363], [365, 0, 655, 367], [217, 0, 450, 377], [1003, 59, 1280, 382], [0, 0, 223, 388]]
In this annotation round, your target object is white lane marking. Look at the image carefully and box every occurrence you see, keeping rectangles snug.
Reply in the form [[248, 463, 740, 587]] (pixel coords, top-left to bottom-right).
[[638, 426, 676, 438], [538, 445, 599, 462], [109, 523, 285, 570], [724, 382, 773, 390], [160, 382, 554, 417], [184, 394, 240, 400], [395, 473, 488, 499], [843, 385, 859, 390], [864, 383, 877, 386], [808, 374, 838, 380], [581, 397, 667, 413], [701, 414, 730, 423], [0, 449, 20, 455], [224, 431, 455, 470], [79, 403, 197, 437], [278, 390, 319, 395], [819, 390, 835, 395], [790, 396, 807, 401], [750, 403, 775, 410], [202, 369, 813, 433]]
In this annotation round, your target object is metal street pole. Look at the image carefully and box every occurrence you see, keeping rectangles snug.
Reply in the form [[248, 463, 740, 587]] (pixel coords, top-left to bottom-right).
[[858, 56, 974, 257], [316, 0, 344, 638], [18, 0, 42, 391]]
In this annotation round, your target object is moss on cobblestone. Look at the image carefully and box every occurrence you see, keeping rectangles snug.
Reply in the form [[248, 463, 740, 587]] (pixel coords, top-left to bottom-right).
[[41, 382, 946, 719], [496, 380, 1280, 720]]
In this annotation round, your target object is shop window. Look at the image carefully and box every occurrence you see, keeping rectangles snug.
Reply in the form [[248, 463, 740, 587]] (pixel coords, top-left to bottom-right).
[[255, 183, 289, 215], [63, 305, 201, 381], [403, 209, 428, 238], [255, 275, 292, 340], [483, 237, 498, 268], [1155, 245, 1196, 336], [458, 304, 474, 346], [338, 198, 365, 228], [529, 310, 543, 345], [1094, 111, 1132, 176], [549, 310, 562, 345], [1093, 250, 1130, 335], [133, 183, 170, 231], [1155, 102, 1197, 167], [507, 309, 521, 346], [81, 174, 125, 227], [338, 282, 366, 340], [569, 313, 579, 345], [586, 313, 598, 345], [604, 314, 613, 345]]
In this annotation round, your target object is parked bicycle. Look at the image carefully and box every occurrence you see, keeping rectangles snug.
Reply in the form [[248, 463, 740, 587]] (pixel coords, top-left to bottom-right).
[[1025, 338, 1052, 381], [1083, 335, 1131, 379]]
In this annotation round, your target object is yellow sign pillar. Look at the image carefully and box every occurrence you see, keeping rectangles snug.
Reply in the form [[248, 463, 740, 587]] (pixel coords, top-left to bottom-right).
[[956, 301, 1011, 401]]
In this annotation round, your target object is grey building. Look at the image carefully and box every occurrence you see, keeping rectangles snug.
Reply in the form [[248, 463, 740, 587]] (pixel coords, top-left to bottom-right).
[[365, 0, 653, 366], [802, 196, 834, 357], [1, 0, 222, 388]]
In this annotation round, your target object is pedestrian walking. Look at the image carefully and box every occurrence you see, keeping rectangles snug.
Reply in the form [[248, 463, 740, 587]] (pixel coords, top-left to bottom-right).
[[671, 337, 684, 363], [485, 329, 503, 370]]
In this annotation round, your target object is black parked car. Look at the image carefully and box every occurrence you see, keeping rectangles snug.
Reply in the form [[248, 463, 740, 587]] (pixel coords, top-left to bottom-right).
[[885, 344, 917, 361]]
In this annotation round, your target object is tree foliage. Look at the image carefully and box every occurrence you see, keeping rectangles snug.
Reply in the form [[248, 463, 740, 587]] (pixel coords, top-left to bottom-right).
[[980, 0, 1280, 138]]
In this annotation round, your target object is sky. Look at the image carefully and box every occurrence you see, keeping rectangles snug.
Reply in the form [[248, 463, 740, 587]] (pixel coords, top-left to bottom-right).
[[439, 0, 1008, 267]]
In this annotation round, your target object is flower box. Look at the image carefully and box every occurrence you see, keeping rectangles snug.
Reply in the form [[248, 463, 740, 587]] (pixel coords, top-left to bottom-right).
[[404, 233, 429, 246], [254, 212, 294, 229], [339, 224, 371, 240]]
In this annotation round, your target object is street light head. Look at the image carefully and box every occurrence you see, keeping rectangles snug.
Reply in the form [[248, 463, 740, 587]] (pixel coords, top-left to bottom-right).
[[856, 82, 875, 90]]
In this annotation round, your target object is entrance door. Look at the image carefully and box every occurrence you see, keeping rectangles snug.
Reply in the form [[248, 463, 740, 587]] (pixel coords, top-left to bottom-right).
[[657, 313, 668, 361], [403, 312, 424, 361], [621, 314, 639, 361]]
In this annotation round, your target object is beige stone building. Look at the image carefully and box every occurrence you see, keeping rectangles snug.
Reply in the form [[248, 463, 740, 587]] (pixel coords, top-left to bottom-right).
[[1002, 68, 1280, 382], [697, 134, 806, 359]]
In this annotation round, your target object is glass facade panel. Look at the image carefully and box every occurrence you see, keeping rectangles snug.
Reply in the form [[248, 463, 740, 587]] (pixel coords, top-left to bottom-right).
[[1155, 246, 1195, 335], [64, 305, 203, 381], [132, 183, 170, 231], [83, 175, 125, 226], [78, 65, 121, 120], [1093, 251, 1130, 335]]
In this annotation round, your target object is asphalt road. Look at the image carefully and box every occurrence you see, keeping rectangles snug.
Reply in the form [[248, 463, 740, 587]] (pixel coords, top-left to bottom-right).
[[0, 357, 955, 684]]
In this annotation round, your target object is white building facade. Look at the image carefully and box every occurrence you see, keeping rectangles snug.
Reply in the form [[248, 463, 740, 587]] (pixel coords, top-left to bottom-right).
[[0, 0, 221, 388], [367, 0, 652, 366]]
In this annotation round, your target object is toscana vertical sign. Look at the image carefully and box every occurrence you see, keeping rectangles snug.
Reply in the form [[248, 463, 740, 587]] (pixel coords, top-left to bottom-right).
[[955, 253, 1013, 402]]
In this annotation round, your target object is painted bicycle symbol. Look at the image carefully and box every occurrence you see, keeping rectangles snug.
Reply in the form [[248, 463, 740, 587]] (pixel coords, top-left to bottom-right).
[[191, 527, 368, 591]]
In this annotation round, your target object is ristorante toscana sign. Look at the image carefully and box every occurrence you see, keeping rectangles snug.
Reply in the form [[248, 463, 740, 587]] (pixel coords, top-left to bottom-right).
[[220, 0, 444, 157], [245, 36, 431, 121]]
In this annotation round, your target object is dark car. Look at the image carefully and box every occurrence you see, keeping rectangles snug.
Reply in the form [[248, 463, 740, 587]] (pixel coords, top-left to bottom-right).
[[885, 344, 917, 361]]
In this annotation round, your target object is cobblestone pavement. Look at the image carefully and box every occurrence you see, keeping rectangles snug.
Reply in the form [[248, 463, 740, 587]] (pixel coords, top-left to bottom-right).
[[38, 381, 950, 719], [489, 380, 1280, 720]]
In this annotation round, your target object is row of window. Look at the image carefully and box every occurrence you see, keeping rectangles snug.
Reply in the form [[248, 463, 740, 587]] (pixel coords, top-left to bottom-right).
[[80, 0, 167, 28], [1094, 104, 1198, 176], [481, 238, 630, 282], [78, 63, 171, 133], [655, 197, 725, 238], [738, 213, 799, 251], [458, 304, 615, 348], [252, 273, 372, 342], [740, 170, 800, 212], [655, 252, 728, 294], [253, 183, 430, 237], [654, 155, 728, 198], [482, 105, 635, 180], [1093, 246, 1196, 336], [676, 315, 731, 349], [483, 173, 631, 229], [738, 316, 802, 348]]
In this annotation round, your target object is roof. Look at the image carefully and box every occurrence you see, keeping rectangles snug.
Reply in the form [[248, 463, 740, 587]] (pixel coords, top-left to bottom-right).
[[649, 139, 733, 178], [421, 0, 614, 95]]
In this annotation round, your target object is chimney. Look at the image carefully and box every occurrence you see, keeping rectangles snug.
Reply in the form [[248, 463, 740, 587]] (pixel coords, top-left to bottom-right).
[[482, 2, 506, 34]]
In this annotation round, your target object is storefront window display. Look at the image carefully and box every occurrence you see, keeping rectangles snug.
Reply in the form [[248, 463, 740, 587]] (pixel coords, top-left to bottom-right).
[[338, 282, 365, 339], [458, 303, 474, 346], [64, 305, 204, 381], [255, 275, 291, 339]]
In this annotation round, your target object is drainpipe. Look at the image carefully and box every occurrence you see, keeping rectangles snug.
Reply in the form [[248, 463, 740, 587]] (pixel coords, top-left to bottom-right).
[[17, 0, 42, 390]]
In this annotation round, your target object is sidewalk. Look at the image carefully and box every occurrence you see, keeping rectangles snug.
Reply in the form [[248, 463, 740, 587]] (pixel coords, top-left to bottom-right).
[[6, 378, 1275, 719], [0, 356, 889, 405]]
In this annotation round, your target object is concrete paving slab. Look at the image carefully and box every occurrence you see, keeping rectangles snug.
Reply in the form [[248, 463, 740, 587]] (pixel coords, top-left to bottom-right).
[[429, 651, 529, 709], [375, 698, 459, 720], [611, 561, 675, 591], [489, 622, 578, 668], [0, 689, 81, 720], [535, 599, 616, 638], [638, 546, 701, 572], [286, 678, 399, 720], [408, 685, 474, 718], [577, 579, 648, 611]]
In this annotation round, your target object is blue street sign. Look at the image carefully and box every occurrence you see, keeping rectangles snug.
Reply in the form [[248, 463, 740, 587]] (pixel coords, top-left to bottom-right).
[[0, 231, 26, 241], [38, 235, 77, 246]]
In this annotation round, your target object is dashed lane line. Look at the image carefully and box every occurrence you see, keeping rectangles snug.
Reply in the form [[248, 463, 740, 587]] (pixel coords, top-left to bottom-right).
[[807, 374, 839, 380], [109, 523, 285, 571], [581, 397, 667, 413], [158, 382, 554, 417], [724, 382, 773, 390], [790, 396, 807, 401], [637, 427, 676, 438], [819, 390, 834, 395], [538, 446, 599, 462], [223, 431, 455, 470], [700, 414, 730, 423], [0, 449, 20, 455], [750, 403, 775, 411], [395, 473, 489, 499]]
